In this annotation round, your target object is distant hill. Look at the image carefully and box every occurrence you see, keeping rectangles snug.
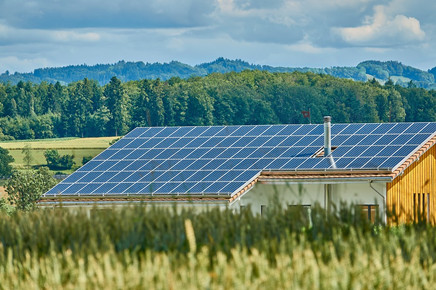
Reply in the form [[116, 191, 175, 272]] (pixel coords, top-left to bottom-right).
[[1, 58, 435, 88]]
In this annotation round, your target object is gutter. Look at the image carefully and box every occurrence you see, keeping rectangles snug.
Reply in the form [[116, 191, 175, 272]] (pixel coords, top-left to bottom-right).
[[258, 176, 392, 184]]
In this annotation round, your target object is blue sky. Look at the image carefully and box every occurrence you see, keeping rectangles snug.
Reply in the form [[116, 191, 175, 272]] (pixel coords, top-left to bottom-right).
[[0, 0, 435, 73]]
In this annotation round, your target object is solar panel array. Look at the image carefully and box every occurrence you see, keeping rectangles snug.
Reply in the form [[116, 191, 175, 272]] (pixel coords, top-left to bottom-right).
[[45, 122, 436, 197]]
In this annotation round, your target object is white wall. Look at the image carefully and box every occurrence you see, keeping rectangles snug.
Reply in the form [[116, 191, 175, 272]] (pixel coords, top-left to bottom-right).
[[230, 181, 387, 218]]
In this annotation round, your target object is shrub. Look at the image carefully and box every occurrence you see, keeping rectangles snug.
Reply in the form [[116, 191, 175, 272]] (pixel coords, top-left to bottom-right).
[[0, 147, 14, 177], [43, 149, 75, 170], [5, 167, 58, 211], [82, 155, 93, 165]]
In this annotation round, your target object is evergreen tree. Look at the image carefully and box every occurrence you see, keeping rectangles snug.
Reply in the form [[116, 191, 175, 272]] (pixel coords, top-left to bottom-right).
[[104, 76, 129, 136], [63, 80, 92, 137], [0, 147, 14, 177]]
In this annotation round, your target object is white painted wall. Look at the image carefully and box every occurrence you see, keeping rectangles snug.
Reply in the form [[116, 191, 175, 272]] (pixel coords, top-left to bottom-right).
[[230, 181, 387, 218]]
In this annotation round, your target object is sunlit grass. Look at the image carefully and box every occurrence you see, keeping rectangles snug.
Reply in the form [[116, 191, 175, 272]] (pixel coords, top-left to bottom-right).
[[0, 204, 435, 288], [0, 136, 118, 172]]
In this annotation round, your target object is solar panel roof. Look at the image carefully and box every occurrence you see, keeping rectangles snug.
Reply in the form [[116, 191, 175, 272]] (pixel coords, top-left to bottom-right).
[[45, 122, 436, 197]]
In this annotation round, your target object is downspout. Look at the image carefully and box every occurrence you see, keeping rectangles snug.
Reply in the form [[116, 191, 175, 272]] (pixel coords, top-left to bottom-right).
[[369, 180, 386, 224], [324, 116, 332, 212]]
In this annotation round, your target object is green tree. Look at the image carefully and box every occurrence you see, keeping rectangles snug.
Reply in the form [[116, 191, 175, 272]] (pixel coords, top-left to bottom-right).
[[86, 105, 110, 137], [132, 79, 165, 127], [62, 79, 93, 137], [184, 82, 214, 126], [22, 144, 33, 169], [43, 149, 75, 170], [105, 76, 129, 136], [0, 197, 14, 214], [5, 167, 57, 211], [0, 147, 14, 177], [44, 149, 61, 168]]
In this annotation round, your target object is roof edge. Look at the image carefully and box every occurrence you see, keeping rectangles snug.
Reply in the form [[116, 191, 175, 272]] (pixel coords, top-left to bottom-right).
[[39, 195, 230, 204], [229, 177, 259, 203], [392, 133, 436, 178], [260, 169, 392, 176]]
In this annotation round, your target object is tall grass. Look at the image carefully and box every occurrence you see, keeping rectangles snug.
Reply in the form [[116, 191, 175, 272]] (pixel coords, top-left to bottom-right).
[[1, 204, 436, 288]]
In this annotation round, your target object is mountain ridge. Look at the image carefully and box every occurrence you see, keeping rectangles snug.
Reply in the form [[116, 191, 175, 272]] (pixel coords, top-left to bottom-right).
[[1, 58, 435, 88]]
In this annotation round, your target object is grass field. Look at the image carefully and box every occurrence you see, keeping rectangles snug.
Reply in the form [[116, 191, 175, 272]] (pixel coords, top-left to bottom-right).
[[0, 205, 435, 288], [0, 136, 118, 172]]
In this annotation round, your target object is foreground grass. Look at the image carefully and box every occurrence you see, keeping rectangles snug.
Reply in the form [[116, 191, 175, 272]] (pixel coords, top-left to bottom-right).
[[0, 136, 117, 171], [0, 205, 436, 289]]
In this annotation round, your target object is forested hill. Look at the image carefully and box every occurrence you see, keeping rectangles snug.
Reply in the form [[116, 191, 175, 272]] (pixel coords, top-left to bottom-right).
[[1, 70, 436, 141], [1, 58, 436, 89]]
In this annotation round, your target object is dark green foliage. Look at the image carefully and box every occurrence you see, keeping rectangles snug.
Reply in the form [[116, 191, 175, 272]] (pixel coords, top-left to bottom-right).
[[0, 70, 436, 141], [5, 167, 57, 211], [44, 149, 75, 170], [0, 147, 14, 177], [82, 156, 93, 165], [104, 76, 129, 136], [109, 137, 122, 145]]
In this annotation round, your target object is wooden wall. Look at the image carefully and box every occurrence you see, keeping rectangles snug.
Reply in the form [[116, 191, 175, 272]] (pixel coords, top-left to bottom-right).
[[387, 145, 436, 224]]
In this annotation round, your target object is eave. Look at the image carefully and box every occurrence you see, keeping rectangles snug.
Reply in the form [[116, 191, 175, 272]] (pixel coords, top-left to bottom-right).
[[38, 195, 230, 206], [229, 169, 393, 203], [391, 133, 436, 179]]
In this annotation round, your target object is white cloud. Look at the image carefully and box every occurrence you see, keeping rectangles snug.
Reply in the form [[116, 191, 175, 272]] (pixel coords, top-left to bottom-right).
[[335, 5, 425, 47], [0, 0, 436, 73], [0, 23, 101, 46]]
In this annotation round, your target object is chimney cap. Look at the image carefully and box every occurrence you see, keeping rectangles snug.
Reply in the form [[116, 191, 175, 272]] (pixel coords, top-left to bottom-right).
[[323, 116, 331, 122]]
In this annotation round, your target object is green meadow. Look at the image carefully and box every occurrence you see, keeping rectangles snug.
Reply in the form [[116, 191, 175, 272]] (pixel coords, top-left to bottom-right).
[[0, 137, 118, 172]]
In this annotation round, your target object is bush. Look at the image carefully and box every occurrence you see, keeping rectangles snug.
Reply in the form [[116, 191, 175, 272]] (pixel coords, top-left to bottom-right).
[[0, 147, 14, 177], [43, 149, 75, 170], [5, 167, 58, 211], [0, 197, 14, 215], [82, 155, 93, 165]]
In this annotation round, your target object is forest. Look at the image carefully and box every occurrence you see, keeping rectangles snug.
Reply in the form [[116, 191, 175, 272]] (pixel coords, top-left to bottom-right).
[[0, 70, 436, 141], [1, 58, 436, 88]]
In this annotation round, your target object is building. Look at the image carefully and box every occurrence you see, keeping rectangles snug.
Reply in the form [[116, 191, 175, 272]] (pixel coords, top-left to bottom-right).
[[42, 118, 436, 223]]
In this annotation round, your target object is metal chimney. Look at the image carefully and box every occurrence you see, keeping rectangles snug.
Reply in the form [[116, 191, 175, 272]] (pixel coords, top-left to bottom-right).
[[323, 116, 331, 157]]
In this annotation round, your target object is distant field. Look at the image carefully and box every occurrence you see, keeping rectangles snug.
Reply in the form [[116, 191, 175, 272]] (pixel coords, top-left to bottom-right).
[[0, 137, 118, 172]]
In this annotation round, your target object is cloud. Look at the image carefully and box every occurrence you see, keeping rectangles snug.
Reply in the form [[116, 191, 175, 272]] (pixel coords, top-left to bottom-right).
[[0, 23, 101, 46], [334, 5, 426, 47], [0, 0, 436, 74], [0, 0, 215, 29]]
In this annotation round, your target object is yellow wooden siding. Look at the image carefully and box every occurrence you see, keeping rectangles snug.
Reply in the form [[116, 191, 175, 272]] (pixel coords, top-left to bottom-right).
[[387, 145, 436, 224]]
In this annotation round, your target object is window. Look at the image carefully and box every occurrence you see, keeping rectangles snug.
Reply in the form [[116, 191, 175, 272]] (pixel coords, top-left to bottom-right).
[[414, 193, 430, 222], [359, 205, 379, 223]]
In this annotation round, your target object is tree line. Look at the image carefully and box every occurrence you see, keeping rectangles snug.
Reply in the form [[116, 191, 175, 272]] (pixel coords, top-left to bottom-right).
[[1, 70, 436, 141], [2, 58, 436, 88]]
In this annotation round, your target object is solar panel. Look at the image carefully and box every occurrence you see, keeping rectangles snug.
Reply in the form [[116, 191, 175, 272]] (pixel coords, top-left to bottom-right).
[[45, 122, 436, 198]]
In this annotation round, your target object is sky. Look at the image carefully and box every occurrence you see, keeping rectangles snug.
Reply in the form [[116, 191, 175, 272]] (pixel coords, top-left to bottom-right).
[[0, 0, 435, 73]]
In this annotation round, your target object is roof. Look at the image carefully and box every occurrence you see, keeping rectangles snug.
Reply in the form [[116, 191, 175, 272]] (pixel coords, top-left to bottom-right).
[[43, 122, 436, 201]]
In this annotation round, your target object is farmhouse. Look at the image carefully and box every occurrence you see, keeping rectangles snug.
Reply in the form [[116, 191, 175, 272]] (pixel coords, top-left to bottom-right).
[[42, 118, 436, 223]]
